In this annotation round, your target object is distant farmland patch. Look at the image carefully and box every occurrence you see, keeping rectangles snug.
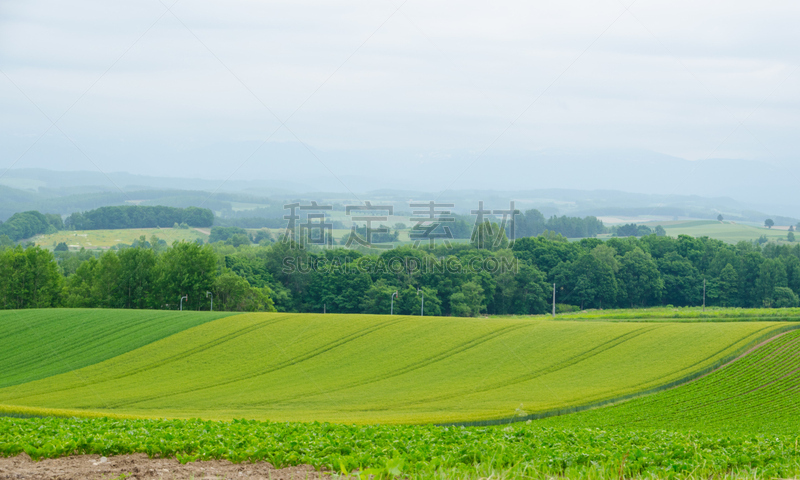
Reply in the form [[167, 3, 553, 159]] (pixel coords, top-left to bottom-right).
[[33, 228, 207, 250], [645, 220, 792, 244]]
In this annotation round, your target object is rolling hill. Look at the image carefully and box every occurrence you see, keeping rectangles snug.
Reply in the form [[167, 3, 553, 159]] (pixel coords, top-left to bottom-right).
[[0, 310, 793, 424], [0, 309, 235, 389], [543, 328, 800, 433]]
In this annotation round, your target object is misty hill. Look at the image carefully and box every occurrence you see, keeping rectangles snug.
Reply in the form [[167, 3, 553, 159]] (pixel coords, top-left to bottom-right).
[[0, 168, 796, 227]]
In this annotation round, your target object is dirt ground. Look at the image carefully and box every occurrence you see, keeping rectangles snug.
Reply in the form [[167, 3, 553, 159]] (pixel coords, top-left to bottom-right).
[[0, 453, 328, 480]]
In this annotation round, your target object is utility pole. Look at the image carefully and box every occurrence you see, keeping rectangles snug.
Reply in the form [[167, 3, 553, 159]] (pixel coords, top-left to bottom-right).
[[390, 291, 398, 315], [324, 303, 326, 314], [703, 279, 706, 312], [180, 295, 188, 311], [206, 291, 213, 312], [552, 283, 556, 319], [417, 288, 424, 316]]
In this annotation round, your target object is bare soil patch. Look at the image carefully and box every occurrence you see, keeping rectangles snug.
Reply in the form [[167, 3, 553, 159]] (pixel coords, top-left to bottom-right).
[[0, 453, 326, 480]]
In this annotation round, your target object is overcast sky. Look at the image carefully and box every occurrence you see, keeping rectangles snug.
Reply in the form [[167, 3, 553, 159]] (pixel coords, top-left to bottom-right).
[[1, 0, 798, 193]]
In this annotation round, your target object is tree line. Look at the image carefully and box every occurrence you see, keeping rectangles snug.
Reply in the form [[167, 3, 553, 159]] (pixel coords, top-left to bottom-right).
[[0, 211, 64, 242], [4, 229, 800, 314], [66, 206, 214, 230], [0, 240, 274, 312]]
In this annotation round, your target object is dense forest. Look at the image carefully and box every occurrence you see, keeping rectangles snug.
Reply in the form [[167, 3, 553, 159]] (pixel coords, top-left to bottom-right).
[[66, 206, 214, 229], [3, 228, 800, 314], [0, 211, 64, 242]]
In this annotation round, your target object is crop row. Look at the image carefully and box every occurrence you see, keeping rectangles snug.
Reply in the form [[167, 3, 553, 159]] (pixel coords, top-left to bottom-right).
[[0, 309, 234, 389], [542, 306, 800, 321], [2, 417, 800, 479], [544, 329, 800, 433], [0, 313, 784, 424]]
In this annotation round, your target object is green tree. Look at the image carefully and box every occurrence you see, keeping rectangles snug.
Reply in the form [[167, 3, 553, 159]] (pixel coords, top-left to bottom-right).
[[227, 233, 251, 247], [62, 251, 123, 308], [213, 271, 276, 311], [252, 230, 274, 245], [360, 280, 399, 314], [0, 246, 62, 309], [510, 264, 550, 314], [789, 232, 795, 242], [154, 241, 217, 310], [765, 218, 775, 229], [512, 236, 580, 275], [470, 220, 508, 250], [713, 263, 739, 307], [773, 287, 799, 308], [493, 250, 549, 315], [91, 251, 122, 308], [658, 252, 702, 306], [450, 281, 485, 317], [553, 254, 618, 309], [590, 244, 620, 272], [717, 214, 724, 221], [62, 257, 98, 307], [67, 205, 213, 230], [617, 248, 664, 307], [756, 258, 787, 307], [309, 258, 372, 313], [654, 225, 667, 237], [615, 224, 640, 237], [117, 247, 157, 309], [783, 255, 800, 296], [263, 240, 312, 312], [397, 285, 442, 316], [735, 245, 764, 307]]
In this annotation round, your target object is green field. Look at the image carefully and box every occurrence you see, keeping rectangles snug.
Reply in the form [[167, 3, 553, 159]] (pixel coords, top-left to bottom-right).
[[32, 228, 208, 250], [0, 311, 792, 423], [0, 310, 234, 389], [522, 305, 800, 321], [4, 416, 800, 479], [543, 328, 800, 434], [645, 220, 793, 244], [3, 309, 800, 478]]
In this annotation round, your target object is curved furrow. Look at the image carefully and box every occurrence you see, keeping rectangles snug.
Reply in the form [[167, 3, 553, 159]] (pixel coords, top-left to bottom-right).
[[342, 325, 662, 412], [106, 316, 410, 407], [245, 322, 531, 406], [548, 329, 800, 432]]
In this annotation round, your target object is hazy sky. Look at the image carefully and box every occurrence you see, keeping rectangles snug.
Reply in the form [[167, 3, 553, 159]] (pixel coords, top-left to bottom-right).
[[1, 0, 798, 192]]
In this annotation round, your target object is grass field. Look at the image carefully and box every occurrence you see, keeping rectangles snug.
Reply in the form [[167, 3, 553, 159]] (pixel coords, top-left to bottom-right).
[[543, 328, 800, 434], [32, 228, 208, 250], [0, 309, 234, 389], [644, 220, 793, 244], [0, 311, 792, 424], [521, 305, 800, 321], [3, 309, 800, 478]]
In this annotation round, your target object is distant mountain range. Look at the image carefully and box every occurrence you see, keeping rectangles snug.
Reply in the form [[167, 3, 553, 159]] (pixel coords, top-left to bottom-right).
[[3, 143, 799, 218], [0, 168, 795, 227]]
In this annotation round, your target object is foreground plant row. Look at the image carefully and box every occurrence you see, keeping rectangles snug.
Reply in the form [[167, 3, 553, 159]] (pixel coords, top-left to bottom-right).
[[1, 417, 799, 479]]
